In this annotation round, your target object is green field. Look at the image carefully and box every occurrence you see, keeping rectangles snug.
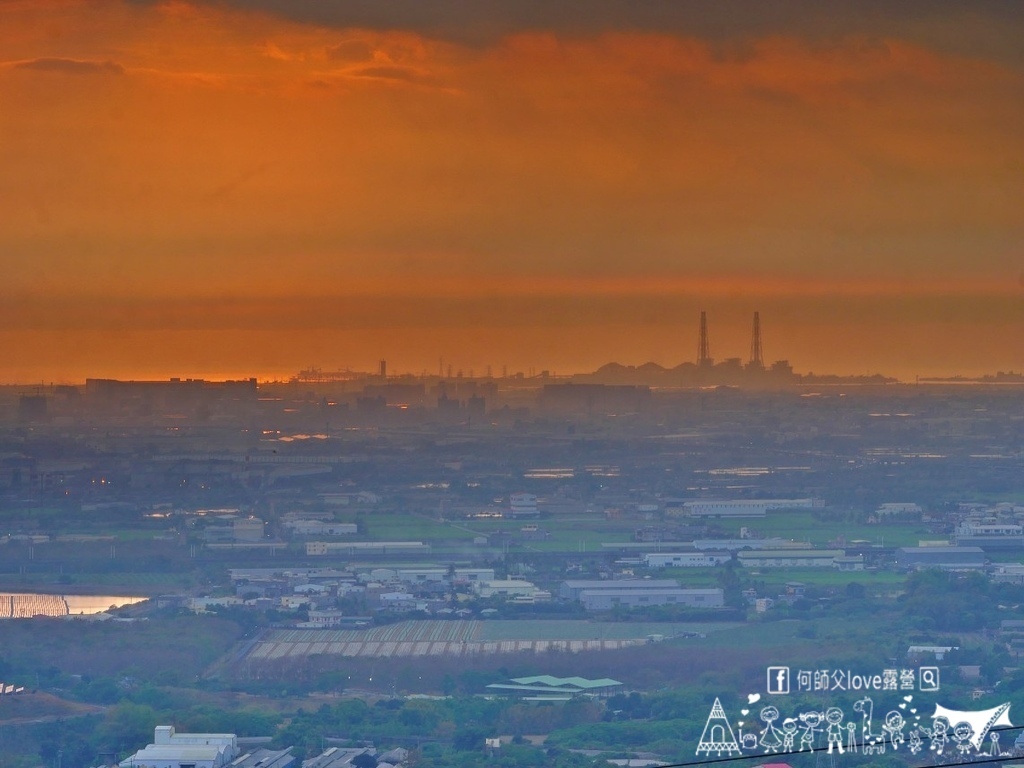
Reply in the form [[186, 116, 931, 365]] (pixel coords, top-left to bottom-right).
[[354, 509, 932, 555], [713, 511, 927, 547], [353, 513, 479, 541]]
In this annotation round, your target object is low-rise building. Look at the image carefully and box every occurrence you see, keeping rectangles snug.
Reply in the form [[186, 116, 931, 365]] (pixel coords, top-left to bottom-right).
[[302, 747, 376, 768], [559, 579, 678, 601], [643, 552, 730, 568], [876, 503, 922, 516], [486, 675, 622, 701], [283, 521, 357, 536], [833, 555, 865, 571], [230, 748, 294, 768], [298, 610, 346, 628], [894, 546, 986, 571], [578, 587, 724, 611], [474, 579, 539, 600], [306, 541, 429, 556], [680, 499, 814, 518], [954, 522, 1024, 549], [737, 550, 844, 568], [120, 726, 238, 768], [993, 564, 1024, 585], [509, 492, 539, 517]]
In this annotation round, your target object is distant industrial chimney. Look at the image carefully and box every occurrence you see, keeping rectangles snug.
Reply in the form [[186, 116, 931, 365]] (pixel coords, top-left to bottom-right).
[[379, 359, 387, 379], [697, 311, 713, 367], [748, 311, 764, 371]]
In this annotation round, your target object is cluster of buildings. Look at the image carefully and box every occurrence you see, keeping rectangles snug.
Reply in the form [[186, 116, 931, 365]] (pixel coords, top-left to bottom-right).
[[120, 727, 408, 768], [888, 502, 1024, 573], [189, 566, 735, 618], [558, 580, 724, 611], [188, 566, 508, 619]]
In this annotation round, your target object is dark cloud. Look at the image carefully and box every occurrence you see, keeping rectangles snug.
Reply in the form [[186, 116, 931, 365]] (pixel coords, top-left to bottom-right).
[[129, 0, 1024, 63], [14, 57, 124, 75]]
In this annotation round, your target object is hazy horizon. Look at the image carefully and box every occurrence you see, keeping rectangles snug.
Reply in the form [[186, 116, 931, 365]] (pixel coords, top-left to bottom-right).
[[2, 1, 1021, 383]]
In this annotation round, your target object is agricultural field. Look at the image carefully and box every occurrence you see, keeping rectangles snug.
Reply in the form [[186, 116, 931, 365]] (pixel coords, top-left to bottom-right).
[[356, 514, 478, 541], [244, 619, 740, 662], [712, 510, 929, 547]]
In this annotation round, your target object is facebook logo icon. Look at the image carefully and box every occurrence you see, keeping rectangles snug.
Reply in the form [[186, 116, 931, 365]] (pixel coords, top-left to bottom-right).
[[767, 666, 790, 694]]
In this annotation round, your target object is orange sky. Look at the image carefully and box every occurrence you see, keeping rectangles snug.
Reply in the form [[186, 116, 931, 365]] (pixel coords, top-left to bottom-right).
[[1, 0, 1022, 382]]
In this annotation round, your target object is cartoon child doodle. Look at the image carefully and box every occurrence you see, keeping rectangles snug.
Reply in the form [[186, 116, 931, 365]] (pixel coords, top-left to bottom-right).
[[759, 706, 783, 753], [782, 719, 798, 751], [883, 711, 905, 750], [953, 722, 974, 756], [825, 707, 845, 754], [799, 711, 823, 752], [924, 717, 950, 754]]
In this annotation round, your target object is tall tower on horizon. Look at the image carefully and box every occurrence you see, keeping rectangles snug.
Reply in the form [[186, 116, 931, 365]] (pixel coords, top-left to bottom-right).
[[749, 311, 764, 371], [697, 311, 713, 367]]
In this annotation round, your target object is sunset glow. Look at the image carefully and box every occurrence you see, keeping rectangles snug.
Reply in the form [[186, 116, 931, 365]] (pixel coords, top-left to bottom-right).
[[2, 1, 1022, 381]]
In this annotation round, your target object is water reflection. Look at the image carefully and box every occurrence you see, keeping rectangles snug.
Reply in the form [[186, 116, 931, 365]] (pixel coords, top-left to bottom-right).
[[0, 593, 146, 618]]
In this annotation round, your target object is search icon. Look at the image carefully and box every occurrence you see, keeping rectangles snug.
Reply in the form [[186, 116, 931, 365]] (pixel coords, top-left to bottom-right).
[[920, 667, 940, 691]]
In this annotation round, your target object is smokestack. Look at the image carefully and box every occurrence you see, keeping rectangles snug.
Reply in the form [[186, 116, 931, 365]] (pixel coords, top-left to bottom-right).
[[697, 311, 713, 367], [749, 311, 764, 370]]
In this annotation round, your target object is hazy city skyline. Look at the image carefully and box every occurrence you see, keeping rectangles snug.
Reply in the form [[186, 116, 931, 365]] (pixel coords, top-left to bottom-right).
[[2, 1, 1022, 383]]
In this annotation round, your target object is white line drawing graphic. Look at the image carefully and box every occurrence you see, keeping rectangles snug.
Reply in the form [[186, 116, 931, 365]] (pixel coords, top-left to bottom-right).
[[799, 710, 823, 752], [883, 710, 906, 750], [760, 706, 783, 753], [908, 729, 923, 754], [854, 697, 886, 754], [989, 730, 1004, 757], [846, 722, 858, 754], [782, 719, 798, 751], [953, 722, 974, 756], [825, 707, 845, 754], [922, 717, 949, 754], [696, 698, 742, 756], [931, 702, 1012, 752]]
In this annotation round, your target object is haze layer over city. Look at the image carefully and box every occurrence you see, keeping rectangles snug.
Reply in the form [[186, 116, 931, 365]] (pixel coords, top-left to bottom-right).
[[1, 4, 1023, 768]]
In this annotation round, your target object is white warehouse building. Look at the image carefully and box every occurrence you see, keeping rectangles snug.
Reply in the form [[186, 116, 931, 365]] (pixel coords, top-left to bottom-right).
[[737, 549, 845, 568], [120, 726, 238, 768], [643, 552, 730, 568]]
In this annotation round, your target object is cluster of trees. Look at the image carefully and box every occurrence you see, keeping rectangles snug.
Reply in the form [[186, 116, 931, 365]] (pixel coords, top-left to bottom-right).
[[275, 696, 603, 760], [0, 615, 243, 690]]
